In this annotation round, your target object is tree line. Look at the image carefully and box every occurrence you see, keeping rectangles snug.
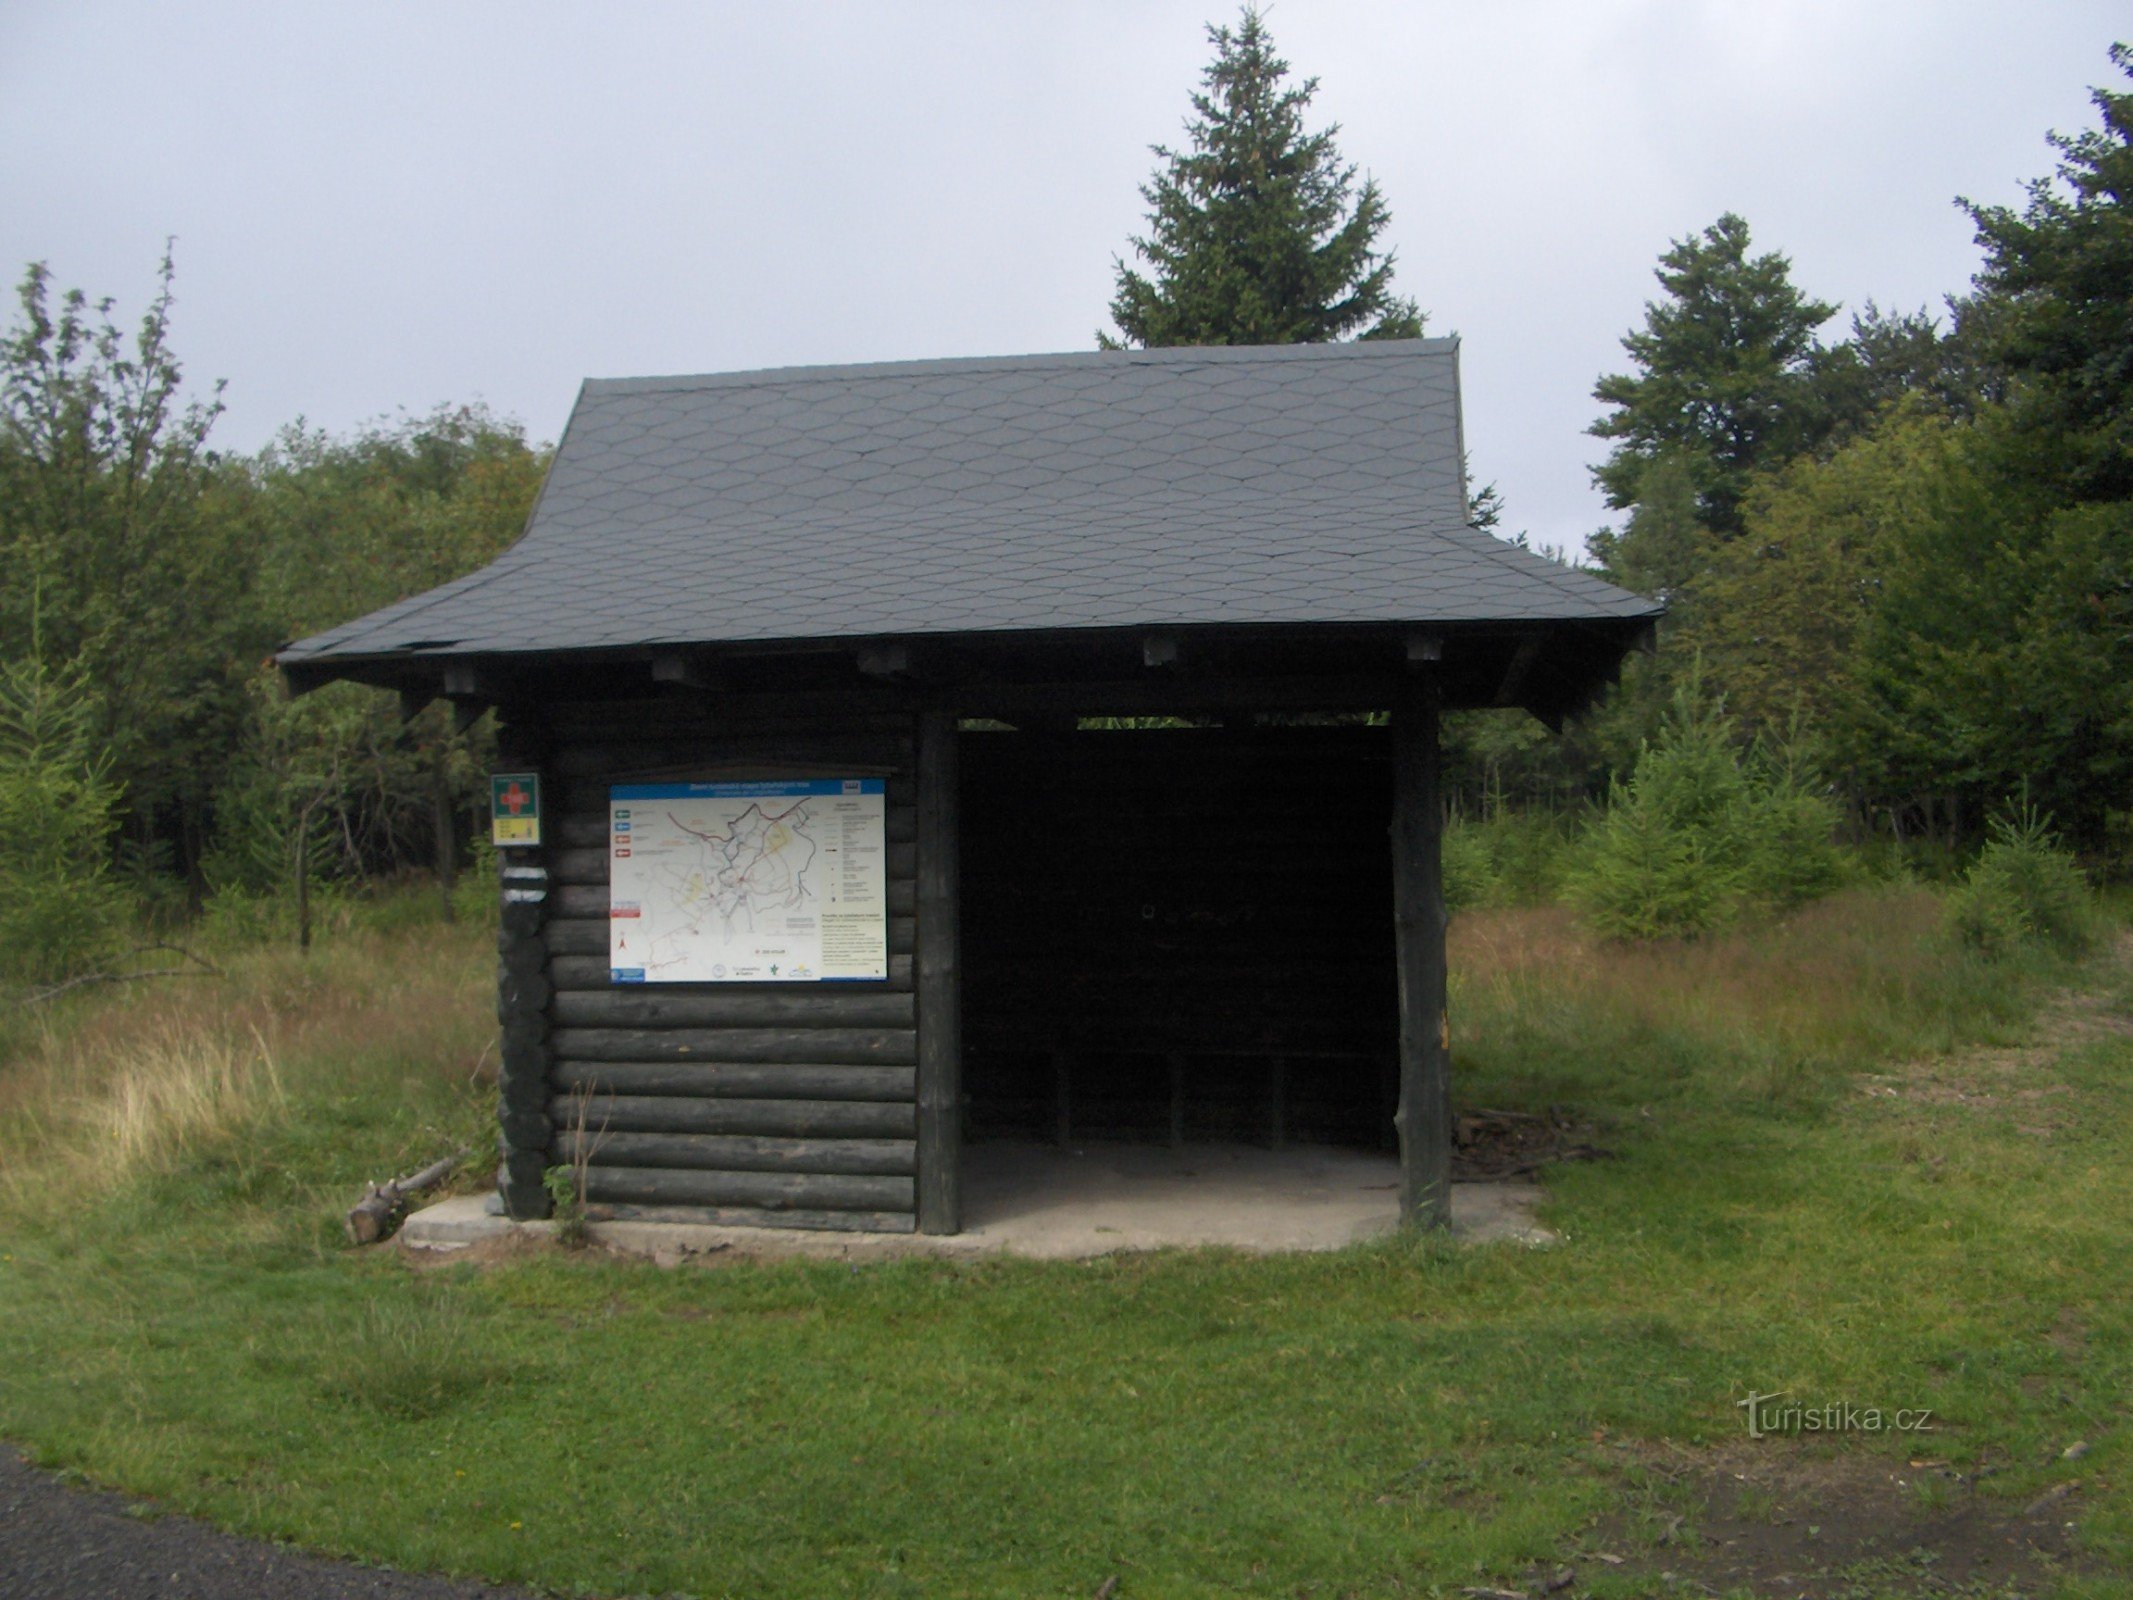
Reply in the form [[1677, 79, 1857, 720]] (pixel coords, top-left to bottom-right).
[[0, 11, 2125, 983], [0, 253, 545, 972], [1108, 12, 2129, 866]]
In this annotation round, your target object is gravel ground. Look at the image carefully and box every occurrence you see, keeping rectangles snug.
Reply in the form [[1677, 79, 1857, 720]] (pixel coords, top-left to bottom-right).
[[0, 1448, 537, 1599]]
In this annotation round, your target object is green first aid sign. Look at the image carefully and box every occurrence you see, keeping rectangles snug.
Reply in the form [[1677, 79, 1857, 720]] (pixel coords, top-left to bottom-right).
[[490, 772, 541, 847]]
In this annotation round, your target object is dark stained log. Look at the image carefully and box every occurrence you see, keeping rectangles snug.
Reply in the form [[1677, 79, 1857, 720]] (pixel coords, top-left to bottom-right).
[[500, 1105, 551, 1149], [546, 946, 914, 990], [549, 847, 608, 884], [584, 1203, 916, 1234], [555, 1129, 915, 1176], [582, 1164, 914, 1213], [554, 815, 610, 850], [500, 1143, 547, 1193], [491, 712, 553, 1220], [553, 1026, 916, 1065], [551, 989, 914, 1030], [553, 1092, 915, 1139], [915, 707, 962, 1235], [552, 879, 916, 920], [499, 1067, 551, 1111], [542, 920, 614, 958], [1390, 674, 1451, 1228], [549, 1060, 916, 1101], [552, 884, 609, 919], [498, 972, 552, 1018]]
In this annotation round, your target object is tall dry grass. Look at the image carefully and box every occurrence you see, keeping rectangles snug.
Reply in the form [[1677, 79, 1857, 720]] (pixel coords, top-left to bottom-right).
[[1450, 886, 2029, 1106], [0, 914, 493, 1214]]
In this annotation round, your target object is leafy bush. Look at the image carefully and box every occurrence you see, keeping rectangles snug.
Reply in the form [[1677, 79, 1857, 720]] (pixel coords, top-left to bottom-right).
[[1441, 821, 1506, 912], [0, 651, 126, 983], [1567, 683, 1851, 940], [1946, 809, 2099, 958]]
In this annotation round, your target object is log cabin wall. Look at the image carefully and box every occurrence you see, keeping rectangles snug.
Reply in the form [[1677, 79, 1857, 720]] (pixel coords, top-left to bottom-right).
[[529, 694, 924, 1234], [960, 724, 1399, 1149]]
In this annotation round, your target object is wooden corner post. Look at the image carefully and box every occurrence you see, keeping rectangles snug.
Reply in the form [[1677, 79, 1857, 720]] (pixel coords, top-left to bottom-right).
[[915, 707, 963, 1234], [492, 711, 555, 1220], [1391, 674, 1451, 1229]]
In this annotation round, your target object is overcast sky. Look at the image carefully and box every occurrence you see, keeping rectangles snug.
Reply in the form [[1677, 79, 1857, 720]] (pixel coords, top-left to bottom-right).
[[1, 1, 2122, 555]]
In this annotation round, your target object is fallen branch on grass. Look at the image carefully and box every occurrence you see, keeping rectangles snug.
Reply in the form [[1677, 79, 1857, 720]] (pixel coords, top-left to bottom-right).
[[14, 943, 222, 1006], [345, 1151, 465, 1245], [1494, 1144, 1617, 1180]]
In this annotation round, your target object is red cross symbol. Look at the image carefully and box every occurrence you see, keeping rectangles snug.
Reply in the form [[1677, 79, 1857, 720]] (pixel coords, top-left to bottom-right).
[[499, 782, 530, 815]]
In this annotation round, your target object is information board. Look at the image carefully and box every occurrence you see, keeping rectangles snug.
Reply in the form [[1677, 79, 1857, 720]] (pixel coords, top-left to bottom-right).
[[608, 779, 887, 983]]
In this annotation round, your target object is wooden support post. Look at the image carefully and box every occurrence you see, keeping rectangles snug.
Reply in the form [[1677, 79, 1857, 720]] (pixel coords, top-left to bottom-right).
[[1390, 674, 1451, 1229], [915, 708, 963, 1234], [493, 711, 554, 1221]]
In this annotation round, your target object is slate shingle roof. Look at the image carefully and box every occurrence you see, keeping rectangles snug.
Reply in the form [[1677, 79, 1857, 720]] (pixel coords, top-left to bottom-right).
[[279, 339, 1657, 671]]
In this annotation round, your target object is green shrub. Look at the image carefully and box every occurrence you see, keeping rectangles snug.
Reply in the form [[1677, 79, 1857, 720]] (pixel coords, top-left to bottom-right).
[[1736, 749, 1853, 910], [1946, 809, 2099, 958], [1441, 807, 1584, 914], [1567, 682, 1851, 940], [0, 653, 126, 984], [1568, 779, 1740, 939], [1441, 820, 1506, 912]]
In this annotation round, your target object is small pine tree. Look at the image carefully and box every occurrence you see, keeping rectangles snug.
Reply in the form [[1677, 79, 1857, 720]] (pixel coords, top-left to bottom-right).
[[1568, 679, 1849, 939], [1104, 7, 1423, 348], [1946, 808, 2098, 958], [0, 649, 125, 983]]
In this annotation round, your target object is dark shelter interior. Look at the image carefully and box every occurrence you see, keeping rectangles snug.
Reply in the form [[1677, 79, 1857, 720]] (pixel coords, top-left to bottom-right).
[[961, 723, 1398, 1152]]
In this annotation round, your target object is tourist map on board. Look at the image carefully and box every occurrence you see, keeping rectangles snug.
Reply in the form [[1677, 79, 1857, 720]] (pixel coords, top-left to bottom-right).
[[608, 779, 887, 983]]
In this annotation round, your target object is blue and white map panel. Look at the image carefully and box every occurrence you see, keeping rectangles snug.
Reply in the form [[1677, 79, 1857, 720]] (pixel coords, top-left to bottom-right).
[[608, 779, 887, 983]]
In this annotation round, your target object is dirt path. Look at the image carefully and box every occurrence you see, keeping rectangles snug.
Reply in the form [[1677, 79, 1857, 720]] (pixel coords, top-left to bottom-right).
[[1860, 927, 2133, 1129], [1572, 930, 2132, 1599], [0, 1448, 534, 1600]]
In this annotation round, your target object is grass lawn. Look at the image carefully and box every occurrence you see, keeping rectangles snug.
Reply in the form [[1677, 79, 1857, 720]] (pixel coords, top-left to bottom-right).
[[0, 887, 2127, 1598]]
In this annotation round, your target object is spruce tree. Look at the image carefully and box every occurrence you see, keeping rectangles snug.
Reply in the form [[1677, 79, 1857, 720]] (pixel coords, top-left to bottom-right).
[[1962, 44, 2133, 503], [1588, 213, 1836, 537], [1103, 7, 1423, 348]]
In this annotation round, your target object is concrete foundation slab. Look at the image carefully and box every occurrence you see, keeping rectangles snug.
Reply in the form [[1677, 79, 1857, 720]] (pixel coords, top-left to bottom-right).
[[399, 1141, 1557, 1261]]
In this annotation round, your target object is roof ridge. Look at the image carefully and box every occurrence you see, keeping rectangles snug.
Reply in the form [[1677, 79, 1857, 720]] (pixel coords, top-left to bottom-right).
[[583, 337, 1460, 397]]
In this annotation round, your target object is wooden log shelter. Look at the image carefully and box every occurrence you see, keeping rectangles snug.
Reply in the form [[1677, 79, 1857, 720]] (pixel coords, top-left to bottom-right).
[[280, 340, 1660, 1235]]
